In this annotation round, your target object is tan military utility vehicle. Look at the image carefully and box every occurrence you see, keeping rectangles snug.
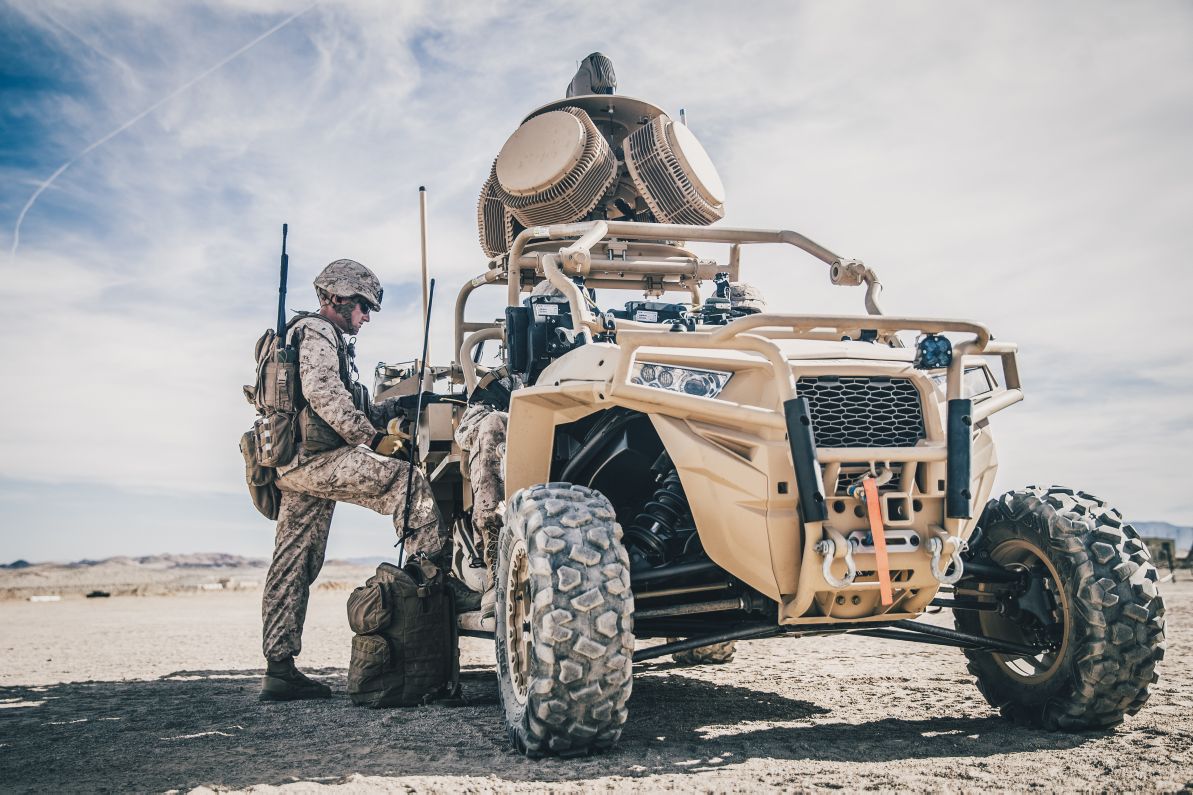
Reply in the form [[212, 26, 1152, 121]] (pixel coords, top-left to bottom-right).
[[376, 68, 1165, 758]]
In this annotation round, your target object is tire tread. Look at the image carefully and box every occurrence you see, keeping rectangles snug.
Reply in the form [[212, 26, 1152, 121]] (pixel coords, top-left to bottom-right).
[[496, 483, 634, 757], [957, 486, 1165, 730]]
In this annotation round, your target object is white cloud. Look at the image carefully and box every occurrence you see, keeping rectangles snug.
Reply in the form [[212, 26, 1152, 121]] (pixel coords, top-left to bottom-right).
[[1, 0, 1191, 548]]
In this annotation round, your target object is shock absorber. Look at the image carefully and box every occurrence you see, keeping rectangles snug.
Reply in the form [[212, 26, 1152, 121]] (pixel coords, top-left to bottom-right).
[[626, 469, 692, 566]]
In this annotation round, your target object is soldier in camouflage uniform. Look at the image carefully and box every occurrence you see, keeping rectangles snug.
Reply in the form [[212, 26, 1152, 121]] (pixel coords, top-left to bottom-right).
[[454, 401, 508, 625], [453, 280, 563, 626], [260, 259, 450, 702]]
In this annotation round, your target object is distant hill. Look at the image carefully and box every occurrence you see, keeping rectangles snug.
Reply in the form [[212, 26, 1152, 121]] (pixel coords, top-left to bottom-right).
[[55, 553, 269, 569], [340, 556, 392, 569], [2, 553, 389, 569], [0, 553, 376, 600]]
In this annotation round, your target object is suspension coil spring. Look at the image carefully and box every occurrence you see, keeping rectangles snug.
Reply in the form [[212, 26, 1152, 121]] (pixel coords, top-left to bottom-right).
[[626, 469, 691, 565]]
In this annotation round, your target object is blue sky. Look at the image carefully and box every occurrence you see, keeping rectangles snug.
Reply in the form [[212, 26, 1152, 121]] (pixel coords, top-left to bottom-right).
[[1, 0, 1191, 562]]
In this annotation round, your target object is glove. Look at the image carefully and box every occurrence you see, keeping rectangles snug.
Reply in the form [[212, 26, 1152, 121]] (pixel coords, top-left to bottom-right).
[[374, 418, 412, 457], [395, 391, 440, 412]]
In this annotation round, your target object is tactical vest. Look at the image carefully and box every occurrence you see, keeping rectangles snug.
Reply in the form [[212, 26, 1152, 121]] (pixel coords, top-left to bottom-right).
[[247, 312, 368, 466]]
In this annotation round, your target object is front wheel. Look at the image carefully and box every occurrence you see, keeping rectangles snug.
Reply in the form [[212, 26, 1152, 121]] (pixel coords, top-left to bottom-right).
[[956, 486, 1165, 730], [495, 483, 635, 757]]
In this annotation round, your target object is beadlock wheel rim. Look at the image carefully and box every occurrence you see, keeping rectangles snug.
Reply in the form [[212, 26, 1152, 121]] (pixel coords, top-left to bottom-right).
[[978, 538, 1072, 683], [505, 539, 532, 705]]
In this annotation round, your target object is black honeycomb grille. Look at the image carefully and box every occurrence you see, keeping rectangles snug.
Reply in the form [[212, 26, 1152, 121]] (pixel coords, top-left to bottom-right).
[[796, 376, 925, 448]]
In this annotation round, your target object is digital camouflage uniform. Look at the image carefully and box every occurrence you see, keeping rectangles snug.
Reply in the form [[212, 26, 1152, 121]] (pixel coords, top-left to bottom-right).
[[262, 316, 449, 662], [454, 280, 561, 575], [454, 403, 508, 571]]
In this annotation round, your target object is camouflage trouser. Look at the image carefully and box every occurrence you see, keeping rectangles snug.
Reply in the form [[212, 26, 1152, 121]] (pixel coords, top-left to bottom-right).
[[454, 404, 508, 573], [261, 445, 449, 662]]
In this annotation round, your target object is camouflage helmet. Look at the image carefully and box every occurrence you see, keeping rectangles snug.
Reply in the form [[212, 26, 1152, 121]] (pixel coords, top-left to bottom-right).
[[313, 259, 383, 311], [728, 282, 765, 314]]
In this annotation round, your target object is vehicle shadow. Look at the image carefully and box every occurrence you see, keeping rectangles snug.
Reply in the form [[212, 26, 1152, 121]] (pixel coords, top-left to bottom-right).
[[0, 665, 1097, 791]]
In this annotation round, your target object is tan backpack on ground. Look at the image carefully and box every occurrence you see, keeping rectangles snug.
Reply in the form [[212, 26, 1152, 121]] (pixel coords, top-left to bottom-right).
[[346, 557, 461, 707]]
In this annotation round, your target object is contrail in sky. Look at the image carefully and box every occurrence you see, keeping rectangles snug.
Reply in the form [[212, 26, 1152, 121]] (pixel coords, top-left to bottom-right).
[[9, 3, 319, 259]]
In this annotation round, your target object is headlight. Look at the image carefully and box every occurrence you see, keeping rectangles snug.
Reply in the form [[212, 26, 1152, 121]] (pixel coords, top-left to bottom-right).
[[630, 362, 732, 398], [930, 366, 995, 398]]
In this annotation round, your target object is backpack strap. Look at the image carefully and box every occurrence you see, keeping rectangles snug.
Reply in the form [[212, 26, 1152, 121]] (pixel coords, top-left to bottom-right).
[[427, 596, 463, 705], [405, 556, 434, 599], [286, 312, 357, 393]]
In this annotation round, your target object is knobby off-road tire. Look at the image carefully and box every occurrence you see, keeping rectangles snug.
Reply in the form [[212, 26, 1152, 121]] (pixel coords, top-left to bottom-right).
[[495, 483, 635, 757], [956, 486, 1166, 730], [669, 639, 736, 665]]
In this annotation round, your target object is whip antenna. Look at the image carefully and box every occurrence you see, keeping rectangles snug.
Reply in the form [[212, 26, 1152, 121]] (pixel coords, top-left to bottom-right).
[[397, 277, 436, 563], [419, 186, 431, 370]]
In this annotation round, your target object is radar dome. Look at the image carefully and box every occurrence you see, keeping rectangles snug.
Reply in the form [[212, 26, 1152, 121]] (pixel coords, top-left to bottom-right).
[[625, 113, 725, 226], [477, 160, 521, 257], [493, 107, 617, 228]]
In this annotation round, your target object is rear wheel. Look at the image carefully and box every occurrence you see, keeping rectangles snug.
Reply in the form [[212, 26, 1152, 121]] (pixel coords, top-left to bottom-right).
[[956, 486, 1165, 730], [495, 483, 635, 757]]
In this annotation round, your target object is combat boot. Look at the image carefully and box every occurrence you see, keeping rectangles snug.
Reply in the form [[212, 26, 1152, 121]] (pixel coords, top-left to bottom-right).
[[426, 550, 479, 613], [259, 657, 332, 702], [445, 573, 481, 613]]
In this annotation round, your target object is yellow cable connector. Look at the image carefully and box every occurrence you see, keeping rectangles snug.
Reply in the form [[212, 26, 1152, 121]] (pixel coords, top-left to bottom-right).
[[375, 418, 412, 457]]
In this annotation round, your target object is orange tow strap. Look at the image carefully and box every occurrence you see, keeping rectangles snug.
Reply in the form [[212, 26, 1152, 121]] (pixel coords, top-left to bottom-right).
[[862, 477, 894, 606]]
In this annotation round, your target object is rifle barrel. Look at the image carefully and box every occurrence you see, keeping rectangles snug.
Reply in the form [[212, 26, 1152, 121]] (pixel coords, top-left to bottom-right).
[[277, 223, 289, 348]]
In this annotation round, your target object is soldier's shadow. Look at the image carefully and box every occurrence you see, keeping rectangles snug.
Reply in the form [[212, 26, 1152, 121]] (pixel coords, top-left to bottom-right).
[[0, 665, 1096, 791]]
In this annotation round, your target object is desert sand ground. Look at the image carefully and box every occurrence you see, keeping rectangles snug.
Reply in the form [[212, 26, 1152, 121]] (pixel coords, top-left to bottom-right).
[[1, 580, 1189, 793]]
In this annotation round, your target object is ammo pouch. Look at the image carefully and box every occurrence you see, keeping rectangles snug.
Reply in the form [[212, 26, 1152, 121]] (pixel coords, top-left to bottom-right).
[[299, 405, 346, 455], [253, 329, 301, 414], [346, 558, 460, 707], [245, 327, 302, 471], [253, 411, 297, 468], [239, 429, 281, 520]]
